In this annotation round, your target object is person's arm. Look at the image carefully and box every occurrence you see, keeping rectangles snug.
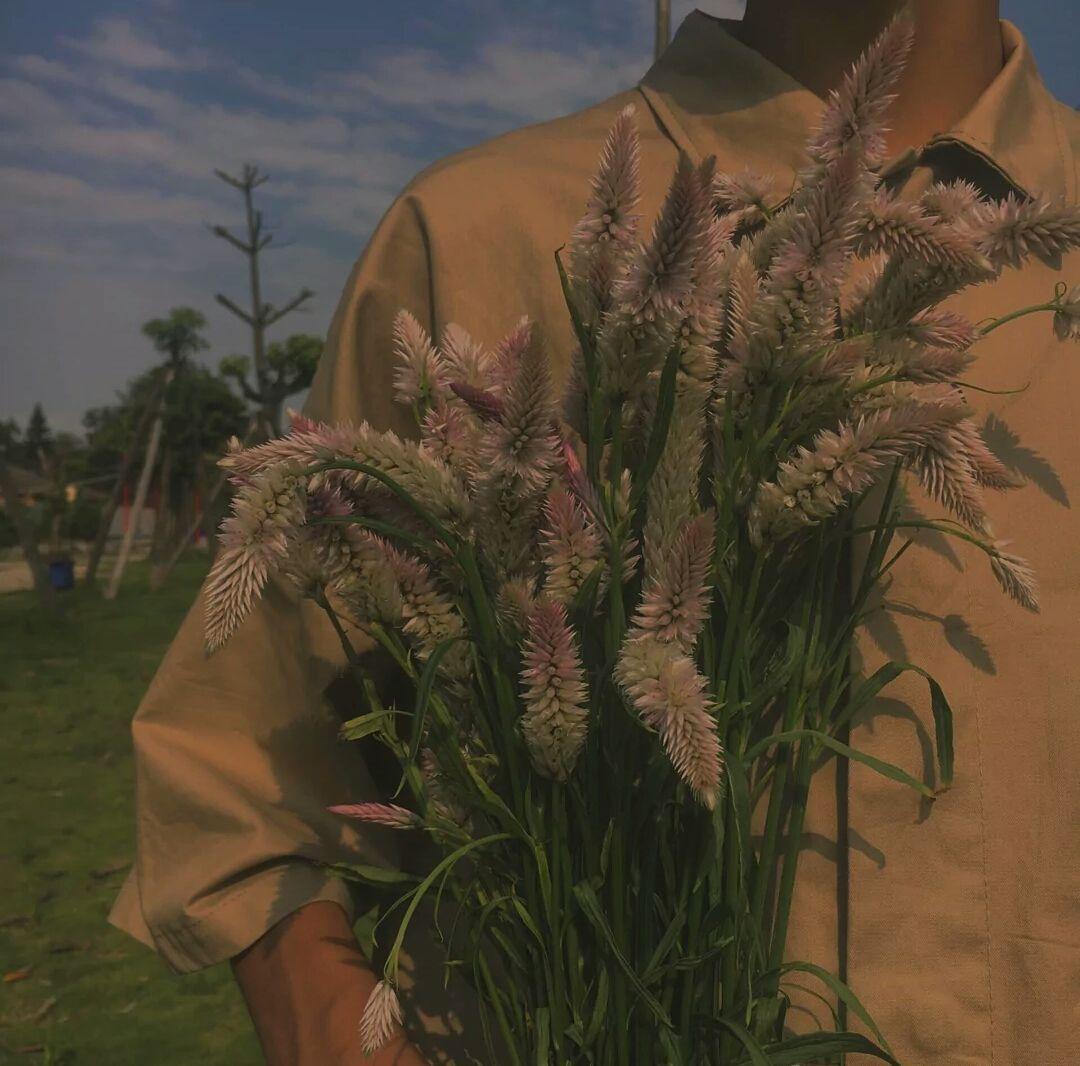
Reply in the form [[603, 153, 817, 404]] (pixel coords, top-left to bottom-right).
[[233, 902, 424, 1066]]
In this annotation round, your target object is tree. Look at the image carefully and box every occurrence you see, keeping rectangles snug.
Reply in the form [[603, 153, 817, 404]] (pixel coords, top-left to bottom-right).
[[219, 332, 322, 434], [212, 164, 314, 437], [0, 419, 58, 614], [104, 308, 210, 600], [24, 403, 52, 471]]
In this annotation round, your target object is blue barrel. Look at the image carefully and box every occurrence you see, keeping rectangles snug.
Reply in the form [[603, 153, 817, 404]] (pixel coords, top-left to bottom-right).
[[48, 558, 75, 591]]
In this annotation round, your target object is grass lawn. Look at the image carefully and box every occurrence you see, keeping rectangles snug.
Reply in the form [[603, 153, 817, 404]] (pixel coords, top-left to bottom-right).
[[0, 556, 261, 1064]]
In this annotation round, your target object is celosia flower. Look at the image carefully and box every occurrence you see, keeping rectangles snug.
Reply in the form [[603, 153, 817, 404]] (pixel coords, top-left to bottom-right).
[[853, 188, 988, 272], [392, 309, 448, 410], [903, 308, 977, 351], [568, 104, 642, 327], [634, 513, 715, 649], [519, 602, 589, 781], [713, 167, 777, 228], [570, 102, 641, 253], [204, 465, 306, 649], [328, 802, 421, 829], [384, 546, 469, 672], [643, 381, 709, 575], [422, 401, 480, 479], [913, 434, 989, 533], [989, 541, 1039, 612], [806, 12, 913, 169], [749, 398, 966, 544], [615, 633, 723, 808], [490, 316, 534, 394], [358, 979, 404, 1055], [919, 180, 982, 226], [218, 418, 359, 477], [483, 337, 559, 490], [319, 519, 404, 626], [540, 487, 602, 604], [1053, 284, 1080, 341], [618, 153, 714, 322], [449, 381, 505, 422], [750, 142, 865, 357], [975, 193, 1080, 269], [440, 322, 493, 387]]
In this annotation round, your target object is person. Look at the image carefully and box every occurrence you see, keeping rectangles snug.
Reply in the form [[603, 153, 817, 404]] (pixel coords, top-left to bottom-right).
[[110, 2, 1079, 1063]]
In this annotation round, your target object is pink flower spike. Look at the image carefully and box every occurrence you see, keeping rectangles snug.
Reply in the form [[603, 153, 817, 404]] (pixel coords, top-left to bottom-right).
[[449, 380, 505, 421], [327, 803, 421, 829], [359, 979, 404, 1055]]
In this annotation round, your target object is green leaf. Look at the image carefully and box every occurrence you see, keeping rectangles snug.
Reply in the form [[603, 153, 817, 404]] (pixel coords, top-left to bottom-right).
[[324, 861, 420, 887], [598, 818, 615, 882], [658, 1027, 685, 1065], [699, 1016, 771, 1065], [724, 750, 755, 891], [740, 1031, 901, 1066], [642, 905, 687, 984], [554, 248, 595, 383], [630, 343, 682, 511], [572, 881, 673, 1029], [533, 1007, 551, 1066], [583, 967, 610, 1045], [839, 661, 954, 790], [763, 960, 893, 1055], [927, 675, 954, 788], [409, 636, 465, 764], [339, 708, 396, 741], [743, 728, 935, 799]]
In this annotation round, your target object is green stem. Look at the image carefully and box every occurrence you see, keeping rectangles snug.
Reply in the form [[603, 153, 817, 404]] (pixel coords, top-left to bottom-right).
[[766, 745, 815, 982], [978, 300, 1060, 336]]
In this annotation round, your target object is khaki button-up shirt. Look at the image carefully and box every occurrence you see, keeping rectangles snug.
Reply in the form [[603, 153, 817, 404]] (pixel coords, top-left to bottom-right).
[[112, 13, 1079, 1064]]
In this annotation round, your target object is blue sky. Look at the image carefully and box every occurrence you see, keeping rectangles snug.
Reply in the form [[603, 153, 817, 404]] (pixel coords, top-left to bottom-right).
[[1, 1, 1075, 431]]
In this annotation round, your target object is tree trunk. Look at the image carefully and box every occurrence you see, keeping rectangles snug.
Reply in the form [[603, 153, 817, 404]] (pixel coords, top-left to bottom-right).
[[0, 456, 59, 614], [104, 367, 174, 600], [149, 446, 174, 563], [85, 369, 168, 587]]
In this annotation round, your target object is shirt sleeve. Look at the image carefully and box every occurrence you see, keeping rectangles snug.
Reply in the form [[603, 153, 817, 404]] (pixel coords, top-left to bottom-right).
[[109, 188, 436, 973]]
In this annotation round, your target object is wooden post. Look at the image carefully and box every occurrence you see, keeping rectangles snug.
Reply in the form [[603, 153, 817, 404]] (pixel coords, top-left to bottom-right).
[[655, 0, 671, 62]]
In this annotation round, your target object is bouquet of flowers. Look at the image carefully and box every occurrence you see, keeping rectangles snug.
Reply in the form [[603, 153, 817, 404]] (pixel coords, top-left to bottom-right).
[[205, 15, 1079, 1064]]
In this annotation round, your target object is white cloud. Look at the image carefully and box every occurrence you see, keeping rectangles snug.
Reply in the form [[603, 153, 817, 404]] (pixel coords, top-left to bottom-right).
[[0, 165, 220, 226], [60, 17, 208, 72], [338, 39, 647, 127]]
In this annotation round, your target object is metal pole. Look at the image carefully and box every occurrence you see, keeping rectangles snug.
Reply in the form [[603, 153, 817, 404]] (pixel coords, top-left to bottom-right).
[[654, 0, 671, 61]]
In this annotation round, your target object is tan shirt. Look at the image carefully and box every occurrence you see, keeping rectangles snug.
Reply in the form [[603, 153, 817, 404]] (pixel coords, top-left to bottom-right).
[[111, 13, 1079, 1064]]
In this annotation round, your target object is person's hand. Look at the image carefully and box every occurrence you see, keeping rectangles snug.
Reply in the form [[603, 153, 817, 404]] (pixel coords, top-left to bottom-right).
[[232, 900, 426, 1065]]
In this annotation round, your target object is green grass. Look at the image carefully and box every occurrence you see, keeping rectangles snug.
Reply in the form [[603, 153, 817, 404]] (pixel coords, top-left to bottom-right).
[[0, 557, 260, 1064]]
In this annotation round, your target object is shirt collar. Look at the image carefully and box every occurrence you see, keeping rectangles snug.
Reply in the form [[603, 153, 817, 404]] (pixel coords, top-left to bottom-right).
[[638, 11, 1074, 203]]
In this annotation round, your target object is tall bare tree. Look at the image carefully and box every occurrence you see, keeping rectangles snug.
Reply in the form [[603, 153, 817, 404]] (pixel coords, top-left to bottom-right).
[[212, 164, 313, 438]]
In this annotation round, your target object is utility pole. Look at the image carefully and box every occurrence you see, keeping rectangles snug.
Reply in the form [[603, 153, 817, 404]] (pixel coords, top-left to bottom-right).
[[655, 0, 671, 62], [213, 165, 313, 438]]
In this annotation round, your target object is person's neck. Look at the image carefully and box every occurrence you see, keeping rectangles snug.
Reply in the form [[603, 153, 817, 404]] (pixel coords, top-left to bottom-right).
[[732, 0, 1004, 157]]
